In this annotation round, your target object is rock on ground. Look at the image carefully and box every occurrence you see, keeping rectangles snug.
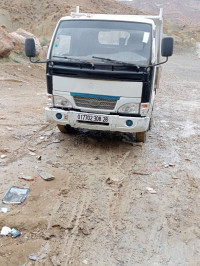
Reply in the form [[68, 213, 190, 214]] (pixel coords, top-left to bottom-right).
[[0, 26, 14, 57], [9, 28, 41, 55]]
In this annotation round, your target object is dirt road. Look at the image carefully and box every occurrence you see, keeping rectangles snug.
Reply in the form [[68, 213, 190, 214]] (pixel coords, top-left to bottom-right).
[[0, 52, 200, 266]]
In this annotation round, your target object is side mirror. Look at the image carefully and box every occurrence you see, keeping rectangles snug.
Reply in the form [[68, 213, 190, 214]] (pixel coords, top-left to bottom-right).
[[161, 37, 174, 57], [25, 38, 36, 58]]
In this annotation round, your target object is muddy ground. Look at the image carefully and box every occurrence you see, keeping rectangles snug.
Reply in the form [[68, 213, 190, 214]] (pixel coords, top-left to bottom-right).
[[0, 52, 200, 266]]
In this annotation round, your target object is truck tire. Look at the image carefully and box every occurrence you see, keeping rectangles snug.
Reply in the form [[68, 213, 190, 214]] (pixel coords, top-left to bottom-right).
[[136, 131, 146, 143], [57, 124, 76, 134]]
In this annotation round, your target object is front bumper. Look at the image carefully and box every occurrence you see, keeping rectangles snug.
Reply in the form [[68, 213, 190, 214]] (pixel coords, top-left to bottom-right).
[[45, 107, 150, 133]]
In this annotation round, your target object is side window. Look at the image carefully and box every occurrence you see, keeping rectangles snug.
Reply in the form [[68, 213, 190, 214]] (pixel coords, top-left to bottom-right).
[[53, 35, 71, 56], [98, 31, 130, 46]]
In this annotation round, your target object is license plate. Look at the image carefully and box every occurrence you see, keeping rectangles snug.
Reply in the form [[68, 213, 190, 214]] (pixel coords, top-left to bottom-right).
[[77, 113, 109, 123]]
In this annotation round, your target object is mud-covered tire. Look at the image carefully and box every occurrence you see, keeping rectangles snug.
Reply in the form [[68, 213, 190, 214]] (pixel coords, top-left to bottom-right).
[[136, 131, 147, 143], [57, 124, 76, 134]]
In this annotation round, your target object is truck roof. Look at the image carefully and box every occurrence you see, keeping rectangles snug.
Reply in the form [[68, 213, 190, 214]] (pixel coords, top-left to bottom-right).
[[59, 13, 156, 27]]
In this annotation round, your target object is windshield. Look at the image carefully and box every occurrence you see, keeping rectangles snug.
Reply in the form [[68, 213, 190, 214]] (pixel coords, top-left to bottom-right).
[[51, 20, 152, 66]]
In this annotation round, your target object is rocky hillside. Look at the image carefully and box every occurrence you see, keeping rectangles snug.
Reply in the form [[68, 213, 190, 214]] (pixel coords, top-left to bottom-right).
[[126, 0, 200, 26], [122, 0, 200, 46], [0, 0, 139, 38], [0, 0, 199, 50]]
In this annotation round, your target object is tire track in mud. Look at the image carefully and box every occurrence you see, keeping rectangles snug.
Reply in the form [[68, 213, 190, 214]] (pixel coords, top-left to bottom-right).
[[0, 124, 51, 165], [41, 136, 145, 265], [44, 188, 89, 265], [62, 190, 88, 265]]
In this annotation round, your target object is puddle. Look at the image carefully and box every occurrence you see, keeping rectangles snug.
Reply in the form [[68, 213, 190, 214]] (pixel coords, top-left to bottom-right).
[[180, 120, 196, 138], [176, 100, 200, 110]]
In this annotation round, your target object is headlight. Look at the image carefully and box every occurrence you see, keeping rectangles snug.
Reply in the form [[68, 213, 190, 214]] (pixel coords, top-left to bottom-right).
[[53, 95, 72, 108], [118, 103, 139, 114]]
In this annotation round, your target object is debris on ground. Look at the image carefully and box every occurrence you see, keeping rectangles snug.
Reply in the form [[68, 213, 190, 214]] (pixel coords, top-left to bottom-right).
[[28, 151, 36, 156], [0, 226, 21, 238], [10, 228, 22, 238], [0, 205, 10, 213], [0, 154, 7, 159], [38, 170, 55, 181], [53, 139, 61, 143], [105, 177, 123, 193], [106, 177, 113, 184], [29, 254, 37, 261], [146, 187, 157, 194], [83, 259, 89, 264], [185, 158, 191, 161], [172, 175, 179, 179], [42, 130, 54, 137], [18, 175, 35, 181], [1, 226, 11, 236], [132, 171, 150, 176], [164, 163, 175, 168], [2, 186, 30, 204]]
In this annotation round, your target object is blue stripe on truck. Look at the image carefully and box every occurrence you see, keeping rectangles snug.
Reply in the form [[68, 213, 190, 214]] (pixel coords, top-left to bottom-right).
[[70, 92, 120, 100]]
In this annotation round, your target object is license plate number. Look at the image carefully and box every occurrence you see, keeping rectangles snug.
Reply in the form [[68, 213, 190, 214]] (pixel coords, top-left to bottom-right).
[[77, 113, 109, 123]]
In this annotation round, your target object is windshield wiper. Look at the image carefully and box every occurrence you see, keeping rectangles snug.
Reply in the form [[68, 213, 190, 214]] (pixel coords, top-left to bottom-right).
[[92, 56, 140, 69], [53, 56, 84, 62], [52, 56, 94, 65], [53, 55, 73, 60]]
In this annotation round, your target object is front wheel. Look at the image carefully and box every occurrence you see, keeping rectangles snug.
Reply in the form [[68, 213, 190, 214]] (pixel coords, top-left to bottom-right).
[[57, 124, 76, 134], [136, 131, 147, 143]]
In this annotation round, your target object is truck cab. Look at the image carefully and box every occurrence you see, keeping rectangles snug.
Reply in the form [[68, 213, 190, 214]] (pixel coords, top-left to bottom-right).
[[25, 8, 173, 142]]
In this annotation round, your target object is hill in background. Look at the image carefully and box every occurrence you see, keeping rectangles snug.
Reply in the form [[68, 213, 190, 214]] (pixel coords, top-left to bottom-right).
[[126, 0, 200, 26], [125, 0, 200, 47], [0, 0, 199, 49], [0, 0, 139, 38]]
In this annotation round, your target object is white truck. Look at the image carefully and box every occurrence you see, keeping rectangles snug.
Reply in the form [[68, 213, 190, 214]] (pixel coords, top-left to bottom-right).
[[25, 7, 173, 142]]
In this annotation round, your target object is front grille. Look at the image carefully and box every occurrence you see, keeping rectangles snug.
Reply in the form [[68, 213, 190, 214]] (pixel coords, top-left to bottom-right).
[[73, 96, 117, 110]]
